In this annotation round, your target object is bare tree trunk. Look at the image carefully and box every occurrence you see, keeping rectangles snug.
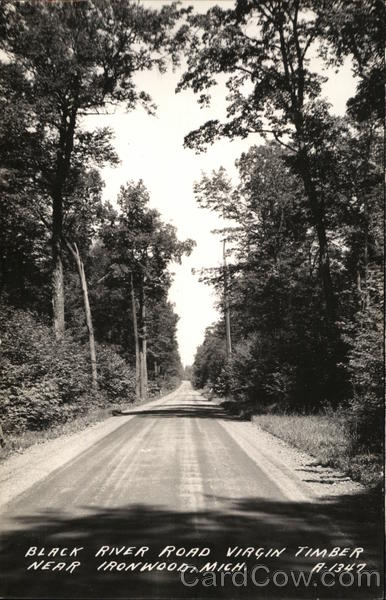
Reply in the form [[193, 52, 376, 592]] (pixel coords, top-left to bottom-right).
[[139, 278, 148, 400], [65, 240, 98, 391], [223, 239, 232, 358], [52, 195, 65, 338], [363, 200, 370, 310], [139, 348, 148, 399], [130, 272, 141, 401], [51, 105, 77, 339], [357, 270, 362, 295], [143, 329, 148, 398], [139, 350, 145, 399]]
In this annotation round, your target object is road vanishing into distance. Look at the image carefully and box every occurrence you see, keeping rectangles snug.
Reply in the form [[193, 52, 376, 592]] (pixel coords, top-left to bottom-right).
[[0, 382, 383, 599]]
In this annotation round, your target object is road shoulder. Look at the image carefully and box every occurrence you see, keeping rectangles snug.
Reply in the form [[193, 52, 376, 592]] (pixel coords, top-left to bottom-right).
[[0, 389, 179, 509], [219, 417, 364, 502]]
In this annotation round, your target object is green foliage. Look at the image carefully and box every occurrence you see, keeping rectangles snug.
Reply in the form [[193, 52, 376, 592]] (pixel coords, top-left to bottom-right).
[[182, 1, 384, 439], [342, 306, 383, 452], [0, 192, 51, 313], [0, 3, 189, 437], [0, 0, 186, 367], [0, 305, 93, 399], [317, 0, 384, 122], [182, 365, 193, 381], [0, 0, 382, 471], [96, 344, 136, 402], [102, 180, 195, 300], [192, 324, 227, 390], [0, 305, 136, 432], [192, 133, 383, 462], [3, 380, 64, 433], [193, 145, 346, 407], [95, 180, 192, 393], [146, 297, 183, 382], [0, 0, 184, 211]]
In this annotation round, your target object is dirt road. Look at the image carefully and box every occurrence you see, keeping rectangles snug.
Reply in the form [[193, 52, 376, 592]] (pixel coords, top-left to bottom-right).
[[0, 382, 383, 599]]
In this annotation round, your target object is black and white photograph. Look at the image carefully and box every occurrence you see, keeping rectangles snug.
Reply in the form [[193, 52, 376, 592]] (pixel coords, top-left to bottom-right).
[[0, 1, 384, 598]]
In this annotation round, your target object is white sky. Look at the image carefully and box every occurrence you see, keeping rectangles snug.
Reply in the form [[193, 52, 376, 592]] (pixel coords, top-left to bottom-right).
[[85, 0, 356, 366]]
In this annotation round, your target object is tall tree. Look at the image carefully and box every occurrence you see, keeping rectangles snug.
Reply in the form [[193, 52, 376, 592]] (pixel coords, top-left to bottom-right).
[[177, 0, 379, 322], [193, 324, 227, 391], [193, 143, 348, 407], [101, 181, 194, 399], [146, 297, 183, 384], [1, 0, 181, 337], [316, 0, 384, 123]]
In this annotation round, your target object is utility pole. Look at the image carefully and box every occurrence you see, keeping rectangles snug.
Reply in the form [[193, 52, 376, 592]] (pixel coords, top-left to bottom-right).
[[223, 239, 232, 358]]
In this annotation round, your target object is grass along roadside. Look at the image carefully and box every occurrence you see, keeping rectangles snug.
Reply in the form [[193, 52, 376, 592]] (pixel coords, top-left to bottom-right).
[[0, 404, 121, 463], [199, 389, 382, 488], [0, 383, 179, 463], [252, 413, 382, 487]]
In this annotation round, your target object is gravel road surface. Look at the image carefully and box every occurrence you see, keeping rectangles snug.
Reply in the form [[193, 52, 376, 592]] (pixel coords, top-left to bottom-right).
[[0, 382, 383, 599]]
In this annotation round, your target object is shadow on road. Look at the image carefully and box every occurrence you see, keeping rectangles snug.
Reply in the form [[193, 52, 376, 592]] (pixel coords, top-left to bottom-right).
[[116, 402, 248, 421], [0, 489, 383, 599]]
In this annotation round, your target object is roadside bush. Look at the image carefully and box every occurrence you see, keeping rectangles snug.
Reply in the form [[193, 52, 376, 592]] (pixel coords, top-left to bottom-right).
[[0, 304, 91, 396], [1, 379, 62, 432], [0, 304, 136, 433], [96, 343, 136, 402], [152, 373, 181, 395], [343, 307, 383, 453], [41, 337, 91, 403]]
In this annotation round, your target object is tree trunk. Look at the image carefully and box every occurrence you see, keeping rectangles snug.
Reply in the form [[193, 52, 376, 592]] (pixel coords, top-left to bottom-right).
[[223, 239, 232, 358], [139, 278, 148, 400], [298, 154, 336, 323], [143, 337, 148, 394], [356, 270, 362, 295], [130, 272, 141, 401], [139, 350, 145, 400], [66, 241, 98, 391], [52, 194, 65, 338], [0, 422, 5, 448], [363, 201, 369, 310], [51, 104, 78, 338]]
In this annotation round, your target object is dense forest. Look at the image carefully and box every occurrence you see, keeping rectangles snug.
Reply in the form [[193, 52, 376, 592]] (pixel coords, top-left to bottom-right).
[[188, 0, 384, 471], [0, 0, 383, 476], [0, 1, 194, 438]]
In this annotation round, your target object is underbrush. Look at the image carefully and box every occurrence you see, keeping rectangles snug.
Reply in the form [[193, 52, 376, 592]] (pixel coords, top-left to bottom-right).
[[0, 305, 137, 435], [0, 404, 119, 461], [0, 380, 181, 462], [0, 304, 181, 459]]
